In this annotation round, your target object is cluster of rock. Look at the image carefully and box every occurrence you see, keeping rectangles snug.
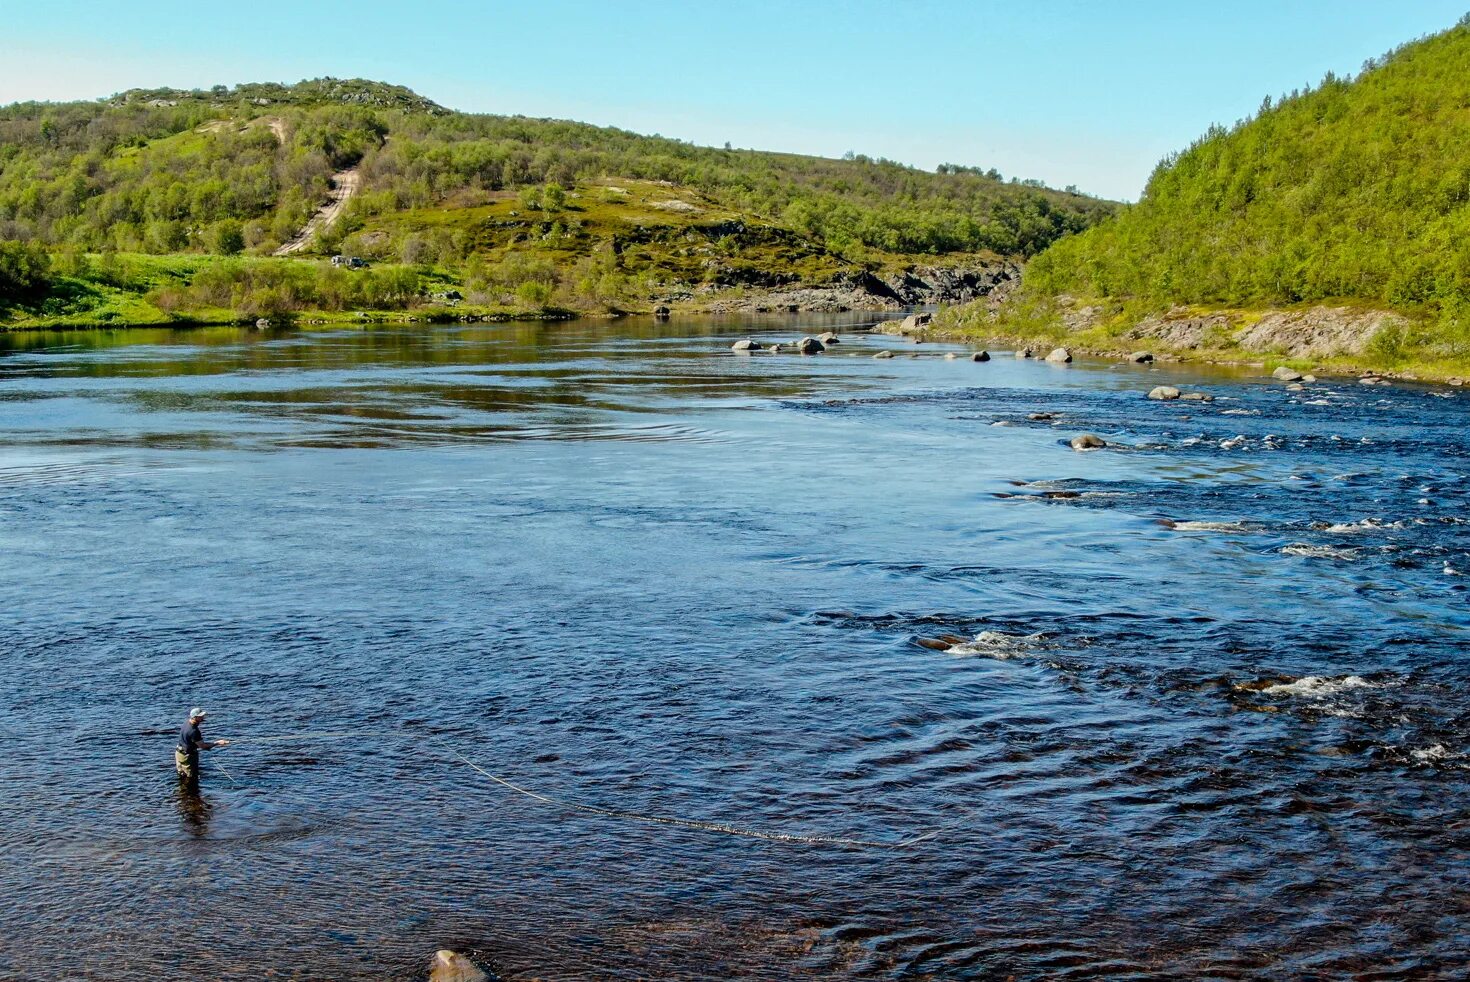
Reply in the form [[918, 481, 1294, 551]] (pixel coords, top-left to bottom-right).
[[730, 332, 841, 354], [1147, 385, 1213, 402]]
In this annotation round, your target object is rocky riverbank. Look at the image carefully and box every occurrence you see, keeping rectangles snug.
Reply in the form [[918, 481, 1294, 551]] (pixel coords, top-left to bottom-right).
[[898, 296, 1470, 384], [680, 259, 1020, 314]]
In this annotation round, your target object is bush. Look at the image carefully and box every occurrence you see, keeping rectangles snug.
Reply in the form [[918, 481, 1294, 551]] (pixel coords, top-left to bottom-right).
[[0, 240, 52, 304]]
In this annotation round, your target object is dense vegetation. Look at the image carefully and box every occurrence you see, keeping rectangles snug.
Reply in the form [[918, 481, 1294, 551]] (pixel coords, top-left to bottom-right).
[[0, 78, 1112, 264], [1025, 16, 1470, 325]]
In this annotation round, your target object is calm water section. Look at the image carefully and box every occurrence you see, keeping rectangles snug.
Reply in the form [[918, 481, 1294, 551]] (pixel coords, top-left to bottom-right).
[[0, 316, 1466, 979]]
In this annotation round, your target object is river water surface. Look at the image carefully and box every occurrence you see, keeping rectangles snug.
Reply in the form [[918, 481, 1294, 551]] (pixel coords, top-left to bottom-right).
[[1, 317, 1467, 980]]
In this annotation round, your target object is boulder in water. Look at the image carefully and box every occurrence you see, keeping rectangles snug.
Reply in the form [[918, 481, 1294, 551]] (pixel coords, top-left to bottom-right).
[[430, 950, 488, 982], [1070, 433, 1107, 451], [1272, 366, 1303, 381], [1130, 351, 1155, 363], [916, 637, 951, 651], [1015, 347, 1034, 359], [873, 350, 895, 359], [653, 305, 671, 319], [1045, 347, 1073, 364], [1148, 385, 1181, 401], [971, 351, 990, 362], [797, 336, 825, 355], [818, 332, 841, 344], [731, 338, 762, 352], [1179, 392, 1213, 401]]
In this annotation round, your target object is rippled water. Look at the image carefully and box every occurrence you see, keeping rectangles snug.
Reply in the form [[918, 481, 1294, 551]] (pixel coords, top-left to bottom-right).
[[1, 317, 1467, 980]]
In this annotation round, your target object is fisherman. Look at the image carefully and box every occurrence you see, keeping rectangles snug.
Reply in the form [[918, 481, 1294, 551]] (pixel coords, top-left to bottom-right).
[[175, 707, 229, 788]]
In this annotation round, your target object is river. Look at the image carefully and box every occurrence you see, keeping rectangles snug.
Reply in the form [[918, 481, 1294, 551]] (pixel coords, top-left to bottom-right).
[[0, 316, 1466, 980]]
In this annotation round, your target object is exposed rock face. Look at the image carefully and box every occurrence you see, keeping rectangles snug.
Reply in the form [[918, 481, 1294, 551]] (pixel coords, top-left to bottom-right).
[[1071, 302, 1407, 360], [899, 312, 933, 334], [879, 262, 1021, 306], [1045, 347, 1073, 363], [1148, 385, 1182, 400], [1070, 433, 1107, 450], [731, 338, 762, 352], [430, 950, 487, 982]]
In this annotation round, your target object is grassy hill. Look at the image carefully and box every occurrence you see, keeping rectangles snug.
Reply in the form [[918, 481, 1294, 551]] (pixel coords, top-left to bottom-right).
[[942, 15, 1470, 376], [0, 78, 1115, 327]]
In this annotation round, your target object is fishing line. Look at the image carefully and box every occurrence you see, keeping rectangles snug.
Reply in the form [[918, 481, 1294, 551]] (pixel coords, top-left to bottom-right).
[[447, 749, 939, 850], [194, 727, 947, 849]]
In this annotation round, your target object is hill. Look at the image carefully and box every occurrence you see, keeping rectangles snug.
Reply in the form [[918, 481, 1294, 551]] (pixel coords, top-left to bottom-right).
[[942, 15, 1470, 377], [0, 78, 1116, 326]]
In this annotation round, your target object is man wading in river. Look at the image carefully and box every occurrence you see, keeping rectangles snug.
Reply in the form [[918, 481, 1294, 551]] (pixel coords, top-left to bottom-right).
[[175, 708, 229, 789]]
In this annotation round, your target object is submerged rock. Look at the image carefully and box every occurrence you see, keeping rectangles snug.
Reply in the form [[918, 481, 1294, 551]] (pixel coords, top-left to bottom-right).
[[1148, 385, 1182, 401], [1070, 433, 1107, 450], [873, 350, 895, 359], [944, 352, 959, 360], [971, 351, 991, 362], [1045, 347, 1073, 364], [1179, 392, 1213, 401], [916, 637, 951, 651], [730, 338, 762, 352], [430, 950, 488, 982]]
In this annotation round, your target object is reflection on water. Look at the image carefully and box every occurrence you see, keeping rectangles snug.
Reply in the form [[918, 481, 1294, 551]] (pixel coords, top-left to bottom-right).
[[0, 316, 1467, 979]]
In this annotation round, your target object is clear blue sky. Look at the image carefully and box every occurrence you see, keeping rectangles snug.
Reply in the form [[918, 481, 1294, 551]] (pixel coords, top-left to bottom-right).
[[2, 1, 1466, 200]]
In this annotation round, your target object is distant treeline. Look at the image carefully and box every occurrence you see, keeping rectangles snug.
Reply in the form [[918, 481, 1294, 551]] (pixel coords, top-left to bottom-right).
[[0, 79, 1114, 262]]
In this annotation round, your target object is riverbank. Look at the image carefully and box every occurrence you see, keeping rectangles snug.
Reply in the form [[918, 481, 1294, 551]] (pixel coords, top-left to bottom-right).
[[0, 248, 1015, 333], [898, 294, 1470, 384]]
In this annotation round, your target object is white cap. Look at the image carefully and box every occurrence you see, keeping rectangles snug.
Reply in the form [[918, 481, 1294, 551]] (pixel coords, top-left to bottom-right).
[[189, 707, 206, 719]]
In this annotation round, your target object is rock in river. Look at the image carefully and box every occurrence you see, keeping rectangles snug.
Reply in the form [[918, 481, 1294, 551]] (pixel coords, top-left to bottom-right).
[[797, 336, 825, 355], [731, 338, 762, 352], [1148, 385, 1182, 401], [1131, 351, 1155, 363], [818, 331, 841, 344], [873, 350, 895, 359], [1070, 433, 1107, 451], [1046, 347, 1073, 363], [1272, 366, 1304, 382], [971, 351, 991, 362], [653, 305, 671, 319], [430, 950, 488, 982], [1015, 347, 1034, 359]]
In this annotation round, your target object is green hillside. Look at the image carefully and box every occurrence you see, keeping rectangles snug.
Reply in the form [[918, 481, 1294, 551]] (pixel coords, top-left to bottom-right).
[[958, 16, 1470, 373], [0, 78, 1116, 326]]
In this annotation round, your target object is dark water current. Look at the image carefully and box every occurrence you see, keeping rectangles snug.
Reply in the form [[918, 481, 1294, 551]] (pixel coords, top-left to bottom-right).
[[0, 316, 1466, 980]]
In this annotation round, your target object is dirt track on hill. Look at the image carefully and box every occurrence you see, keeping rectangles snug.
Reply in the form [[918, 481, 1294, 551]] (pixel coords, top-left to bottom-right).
[[273, 167, 360, 256]]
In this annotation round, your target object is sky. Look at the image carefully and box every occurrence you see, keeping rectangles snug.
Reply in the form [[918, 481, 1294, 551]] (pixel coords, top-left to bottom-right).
[[2, 0, 1466, 201]]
